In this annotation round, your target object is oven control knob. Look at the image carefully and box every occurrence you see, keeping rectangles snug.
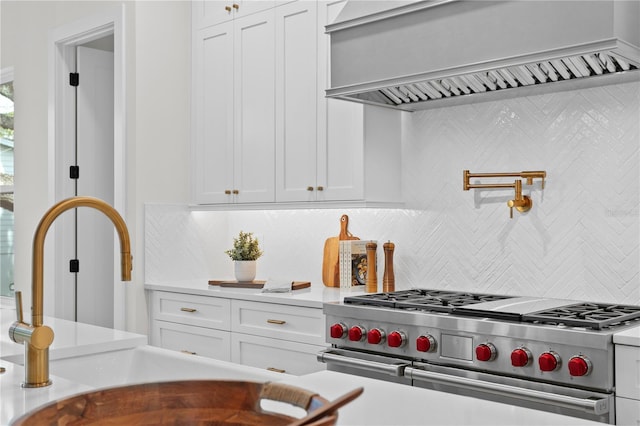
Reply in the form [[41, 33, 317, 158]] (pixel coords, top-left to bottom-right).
[[348, 325, 366, 342], [367, 328, 385, 345], [416, 335, 436, 353], [475, 343, 497, 362], [329, 323, 347, 339], [387, 331, 406, 348], [568, 355, 592, 377], [538, 351, 561, 372], [511, 348, 532, 367]]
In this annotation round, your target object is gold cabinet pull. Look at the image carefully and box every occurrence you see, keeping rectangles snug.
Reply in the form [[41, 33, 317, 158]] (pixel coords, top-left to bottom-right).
[[317, 186, 324, 191], [267, 319, 286, 325], [232, 3, 239, 10], [232, 189, 239, 194], [267, 367, 286, 373], [307, 186, 314, 191], [181, 350, 197, 355], [224, 5, 232, 12], [180, 307, 197, 313], [224, 189, 231, 195]]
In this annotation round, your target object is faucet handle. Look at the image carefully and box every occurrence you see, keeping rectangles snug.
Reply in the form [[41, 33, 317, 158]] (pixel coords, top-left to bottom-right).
[[15, 291, 23, 323]]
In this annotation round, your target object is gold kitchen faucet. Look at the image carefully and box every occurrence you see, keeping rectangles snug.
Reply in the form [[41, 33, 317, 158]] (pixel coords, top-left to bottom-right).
[[9, 196, 132, 388]]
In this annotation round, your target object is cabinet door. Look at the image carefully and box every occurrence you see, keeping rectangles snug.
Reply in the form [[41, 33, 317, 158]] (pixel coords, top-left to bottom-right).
[[275, 1, 318, 202], [193, 23, 235, 204], [233, 11, 276, 203], [316, 0, 365, 202]]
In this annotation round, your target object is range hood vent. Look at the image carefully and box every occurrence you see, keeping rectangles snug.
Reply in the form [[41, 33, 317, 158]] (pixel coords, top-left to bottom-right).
[[326, 0, 640, 111]]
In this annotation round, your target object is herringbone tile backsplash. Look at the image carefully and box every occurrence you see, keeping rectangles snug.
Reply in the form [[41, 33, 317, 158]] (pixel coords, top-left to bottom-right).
[[146, 81, 640, 304]]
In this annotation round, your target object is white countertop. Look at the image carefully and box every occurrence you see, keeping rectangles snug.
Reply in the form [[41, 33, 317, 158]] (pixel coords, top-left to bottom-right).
[[280, 371, 601, 426], [614, 323, 640, 346], [145, 279, 364, 308], [0, 361, 93, 425], [0, 309, 147, 363]]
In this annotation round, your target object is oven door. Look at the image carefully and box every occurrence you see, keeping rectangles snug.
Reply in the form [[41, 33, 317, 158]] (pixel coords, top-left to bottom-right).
[[317, 348, 411, 385], [408, 362, 614, 424]]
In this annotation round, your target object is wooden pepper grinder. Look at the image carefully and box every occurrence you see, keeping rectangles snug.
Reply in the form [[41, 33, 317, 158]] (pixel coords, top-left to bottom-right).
[[383, 241, 395, 292], [365, 242, 378, 293]]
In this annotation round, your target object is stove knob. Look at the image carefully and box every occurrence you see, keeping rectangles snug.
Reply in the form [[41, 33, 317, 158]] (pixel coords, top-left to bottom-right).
[[367, 328, 386, 345], [329, 323, 347, 339], [475, 343, 497, 362], [348, 325, 366, 342], [416, 335, 436, 353], [568, 355, 592, 377], [538, 351, 561, 372], [387, 331, 406, 348], [511, 347, 532, 367]]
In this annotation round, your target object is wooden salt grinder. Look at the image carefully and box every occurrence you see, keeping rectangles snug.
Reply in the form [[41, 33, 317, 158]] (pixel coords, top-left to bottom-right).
[[383, 241, 395, 292], [365, 242, 378, 293]]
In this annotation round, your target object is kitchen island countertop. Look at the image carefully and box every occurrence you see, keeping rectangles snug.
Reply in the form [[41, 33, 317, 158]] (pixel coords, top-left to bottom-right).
[[280, 370, 602, 426]]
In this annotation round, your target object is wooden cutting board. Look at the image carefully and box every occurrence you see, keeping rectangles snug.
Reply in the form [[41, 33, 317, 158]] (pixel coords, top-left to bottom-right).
[[208, 280, 310, 290], [322, 214, 359, 287]]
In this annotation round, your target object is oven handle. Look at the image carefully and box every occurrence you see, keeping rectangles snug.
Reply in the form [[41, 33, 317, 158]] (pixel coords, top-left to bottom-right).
[[317, 350, 409, 377], [405, 367, 609, 416]]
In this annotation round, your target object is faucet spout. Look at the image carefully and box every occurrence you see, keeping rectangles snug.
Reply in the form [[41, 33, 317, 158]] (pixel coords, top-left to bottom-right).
[[10, 196, 133, 387]]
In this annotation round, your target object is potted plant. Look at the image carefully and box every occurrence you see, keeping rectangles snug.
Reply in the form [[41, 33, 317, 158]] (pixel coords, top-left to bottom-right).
[[225, 231, 263, 282]]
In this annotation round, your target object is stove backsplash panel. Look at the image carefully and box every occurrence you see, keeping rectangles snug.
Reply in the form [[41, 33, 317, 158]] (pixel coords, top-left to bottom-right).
[[145, 81, 639, 305]]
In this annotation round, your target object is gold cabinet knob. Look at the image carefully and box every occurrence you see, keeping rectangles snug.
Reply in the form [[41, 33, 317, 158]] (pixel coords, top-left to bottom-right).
[[232, 189, 239, 195], [317, 186, 324, 191], [224, 190, 231, 195], [232, 3, 239, 9], [307, 186, 314, 191], [224, 5, 232, 12]]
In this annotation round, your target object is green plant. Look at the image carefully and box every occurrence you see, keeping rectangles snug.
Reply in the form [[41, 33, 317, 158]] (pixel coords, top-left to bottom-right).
[[225, 231, 263, 261]]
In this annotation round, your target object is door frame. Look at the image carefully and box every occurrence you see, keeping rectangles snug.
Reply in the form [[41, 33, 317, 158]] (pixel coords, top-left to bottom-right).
[[47, 6, 127, 329]]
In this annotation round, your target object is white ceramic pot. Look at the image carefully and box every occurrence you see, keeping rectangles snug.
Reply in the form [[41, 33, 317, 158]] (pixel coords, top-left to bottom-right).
[[234, 260, 257, 282]]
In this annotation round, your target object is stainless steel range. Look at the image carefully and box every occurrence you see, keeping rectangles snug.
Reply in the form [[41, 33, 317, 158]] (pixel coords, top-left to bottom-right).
[[318, 289, 640, 424]]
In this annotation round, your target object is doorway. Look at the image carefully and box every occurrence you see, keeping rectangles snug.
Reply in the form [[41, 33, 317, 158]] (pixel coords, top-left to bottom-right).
[[49, 10, 126, 329]]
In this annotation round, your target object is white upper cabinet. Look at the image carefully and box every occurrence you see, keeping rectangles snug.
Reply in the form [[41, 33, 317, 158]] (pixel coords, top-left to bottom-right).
[[193, 9, 276, 204], [192, 0, 403, 208]]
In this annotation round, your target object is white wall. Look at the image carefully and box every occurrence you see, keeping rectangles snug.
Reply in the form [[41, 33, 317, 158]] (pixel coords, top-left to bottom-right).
[[0, 1, 190, 333], [147, 80, 640, 306]]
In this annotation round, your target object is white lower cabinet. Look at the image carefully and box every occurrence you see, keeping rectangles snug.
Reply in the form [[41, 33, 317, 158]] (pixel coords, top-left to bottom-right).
[[149, 290, 326, 375], [615, 344, 640, 425]]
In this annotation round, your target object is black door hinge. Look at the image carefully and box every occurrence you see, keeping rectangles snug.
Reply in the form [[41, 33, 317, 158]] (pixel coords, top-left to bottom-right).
[[70, 165, 79, 179], [69, 73, 79, 87], [70, 259, 80, 273]]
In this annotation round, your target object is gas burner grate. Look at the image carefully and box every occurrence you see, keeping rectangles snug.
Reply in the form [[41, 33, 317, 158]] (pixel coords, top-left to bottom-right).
[[343, 289, 512, 313], [396, 293, 512, 313], [522, 303, 640, 330]]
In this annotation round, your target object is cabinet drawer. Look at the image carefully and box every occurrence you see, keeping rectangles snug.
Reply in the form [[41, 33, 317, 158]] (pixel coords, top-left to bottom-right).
[[151, 320, 231, 361], [616, 344, 640, 400], [231, 333, 326, 376], [231, 300, 324, 345], [152, 291, 231, 330]]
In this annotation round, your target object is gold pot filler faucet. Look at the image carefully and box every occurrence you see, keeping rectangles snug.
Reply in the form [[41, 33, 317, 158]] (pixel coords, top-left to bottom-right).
[[9, 196, 133, 388], [463, 170, 547, 218]]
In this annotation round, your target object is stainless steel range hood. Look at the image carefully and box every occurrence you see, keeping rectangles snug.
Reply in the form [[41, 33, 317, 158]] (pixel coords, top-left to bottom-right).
[[326, 0, 640, 111]]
